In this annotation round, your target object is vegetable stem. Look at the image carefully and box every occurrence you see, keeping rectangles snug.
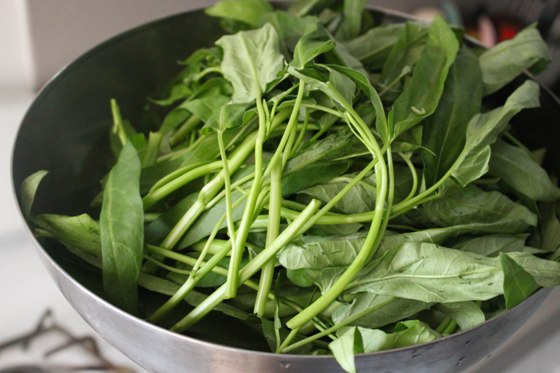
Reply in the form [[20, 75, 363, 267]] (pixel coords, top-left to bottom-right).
[[172, 200, 321, 331]]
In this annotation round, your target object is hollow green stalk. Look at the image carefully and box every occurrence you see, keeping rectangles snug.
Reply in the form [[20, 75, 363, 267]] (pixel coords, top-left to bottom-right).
[[226, 96, 268, 299], [143, 161, 222, 209], [170, 114, 202, 146], [254, 157, 282, 316], [217, 130, 237, 245], [286, 93, 389, 330], [280, 297, 397, 353], [172, 200, 321, 332]]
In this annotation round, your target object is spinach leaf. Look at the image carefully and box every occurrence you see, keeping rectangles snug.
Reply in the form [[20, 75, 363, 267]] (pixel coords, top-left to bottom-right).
[[453, 234, 527, 257], [217, 23, 285, 103], [100, 142, 144, 312], [508, 252, 560, 287], [422, 47, 483, 186], [19, 170, 48, 220], [345, 242, 504, 303], [331, 294, 430, 329], [379, 22, 428, 90], [435, 301, 485, 330], [389, 16, 459, 139], [489, 139, 559, 201], [451, 80, 540, 187], [343, 23, 405, 67], [335, 0, 368, 41], [329, 327, 363, 373], [359, 320, 440, 352], [34, 214, 101, 267], [205, 0, 273, 28], [297, 174, 377, 214], [279, 233, 366, 270], [262, 11, 318, 56], [500, 253, 539, 309], [292, 26, 336, 69], [423, 185, 537, 233], [479, 25, 551, 95]]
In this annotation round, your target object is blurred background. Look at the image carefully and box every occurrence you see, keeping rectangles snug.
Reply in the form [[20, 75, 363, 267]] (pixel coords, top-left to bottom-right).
[[2, 0, 560, 372]]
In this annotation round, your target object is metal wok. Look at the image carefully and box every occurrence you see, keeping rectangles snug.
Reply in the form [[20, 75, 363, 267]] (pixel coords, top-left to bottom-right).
[[11, 5, 559, 373]]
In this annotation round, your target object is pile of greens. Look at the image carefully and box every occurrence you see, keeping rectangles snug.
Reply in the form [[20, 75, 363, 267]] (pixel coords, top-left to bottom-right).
[[22, 0, 560, 371]]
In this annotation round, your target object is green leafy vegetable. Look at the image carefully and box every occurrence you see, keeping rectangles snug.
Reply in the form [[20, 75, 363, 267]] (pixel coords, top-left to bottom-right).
[[22, 2, 560, 371], [479, 25, 551, 95], [19, 170, 48, 220], [500, 253, 539, 309], [100, 142, 144, 312]]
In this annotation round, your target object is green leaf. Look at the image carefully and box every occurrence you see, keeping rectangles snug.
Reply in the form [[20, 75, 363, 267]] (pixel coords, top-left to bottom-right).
[[288, 0, 337, 17], [453, 234, 527, 257], [100, 142, 144, 313], [359, 320, 439, 353], [324, 64, 388, 140], [217, 23, 285, 102], [20, 170, 48, 220], [292, 26, 336, 69], [279, 233, 367, 270], [205, 0, 273, 27], [508, 252, 560, 288], [285, 128, 362, 173], [34, 214, 101, 267], [422, 47, 483, 185], [436, 301, 485, 330], [297, 173, 377, 214], [380, 22, 428, 88], [343, 23, 406, 67], [346, 242, 504, 303], [451, 80, 540, 186], [390, 16, 459, 139], [332, 294, 430, 329], [335, 0, 368, 41], [480, 25, 550, 95], [423, 185, 537, 233], [500, 253, 539, 309], [329, 327, 363, 373], [282, 160, 351, 196], [489, 139, 559, 201], [262, 11, 319, 56], [204, 102, 252, 132]]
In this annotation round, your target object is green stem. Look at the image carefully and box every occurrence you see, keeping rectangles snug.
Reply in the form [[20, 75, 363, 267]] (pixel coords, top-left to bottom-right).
[[217, 130, 237, 244], [160, 130, 258, 249], [143, 161, 222, 210], [142, 132, 163, 167], [280, 297, 397, 353], [110, 99, 127, 146], [147, 239, 232, 322], [172, 200, 321, 332], [254, 158, 282, 316], [291, 112, 309, 157], [285, 94, 389, 330], [399, 152, 419, 203], [302, 103, 344, 118], [226, 96, 267, 298], [170, 115, 202, 146]]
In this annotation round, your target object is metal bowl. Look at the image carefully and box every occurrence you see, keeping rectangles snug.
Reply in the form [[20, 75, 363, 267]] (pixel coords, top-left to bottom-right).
[[11, 6, 560, 373]]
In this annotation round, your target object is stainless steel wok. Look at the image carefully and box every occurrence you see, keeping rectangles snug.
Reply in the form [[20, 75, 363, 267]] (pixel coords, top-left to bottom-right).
[[11, 5, 560, 373]]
